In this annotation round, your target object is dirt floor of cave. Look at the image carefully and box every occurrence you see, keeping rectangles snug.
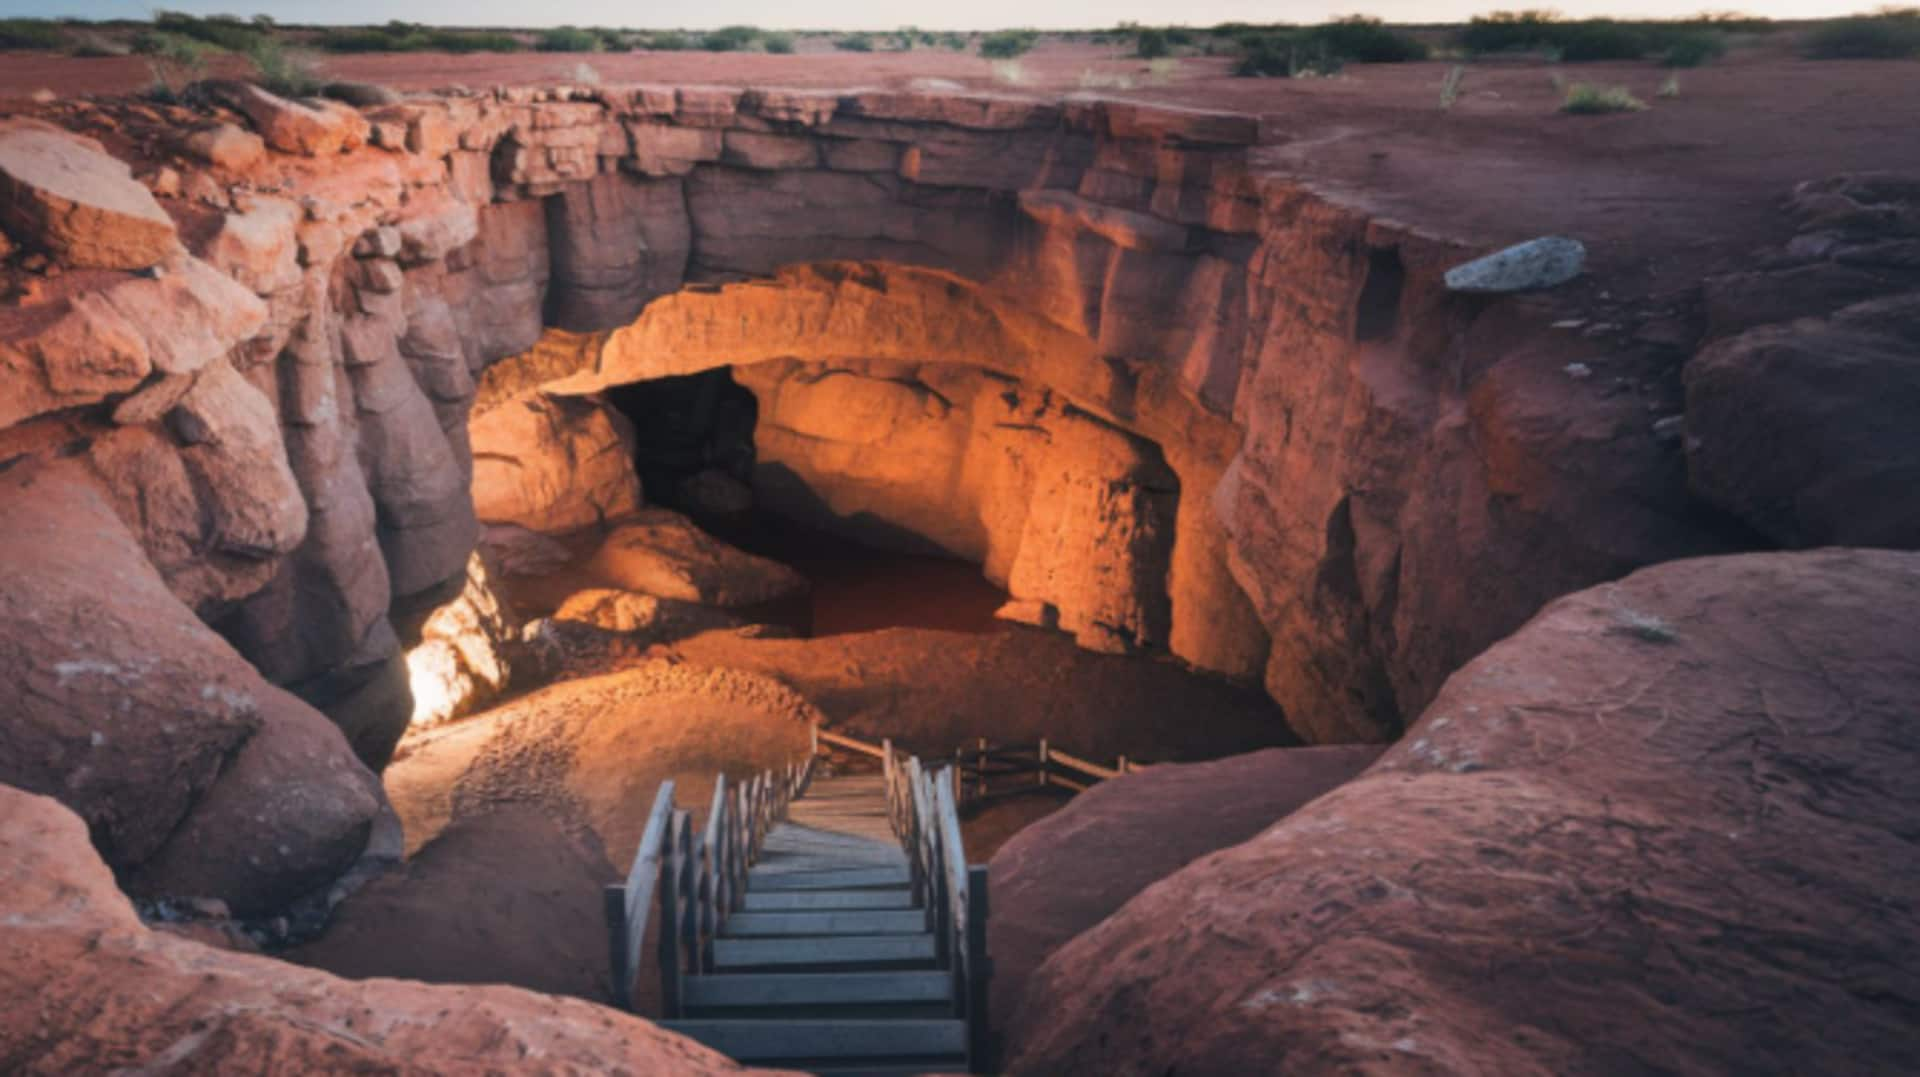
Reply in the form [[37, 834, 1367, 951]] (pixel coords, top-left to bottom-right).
[[6, 42, 1917, 302]]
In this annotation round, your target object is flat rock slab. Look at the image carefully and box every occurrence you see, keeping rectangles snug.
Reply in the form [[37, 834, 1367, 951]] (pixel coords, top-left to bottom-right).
[[1445, 235, 1586, 293], [0, 121, 177, 269], [586, 508, 808, 608]]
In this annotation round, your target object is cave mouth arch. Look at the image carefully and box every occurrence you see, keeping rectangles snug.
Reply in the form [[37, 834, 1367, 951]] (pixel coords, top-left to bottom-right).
[[466, 259, 1271, 680]]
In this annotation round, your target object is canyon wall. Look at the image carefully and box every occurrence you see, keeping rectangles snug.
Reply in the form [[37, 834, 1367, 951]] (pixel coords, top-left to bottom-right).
[[8, 78, 1909, 913]]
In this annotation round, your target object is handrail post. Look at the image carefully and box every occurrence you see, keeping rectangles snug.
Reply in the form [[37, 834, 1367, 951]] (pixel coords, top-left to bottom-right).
[[658, 810, 689, 1018], [966, 864, 992, 1073], [603, 883, 631, 1010], [1037, 737, 1048, 788]]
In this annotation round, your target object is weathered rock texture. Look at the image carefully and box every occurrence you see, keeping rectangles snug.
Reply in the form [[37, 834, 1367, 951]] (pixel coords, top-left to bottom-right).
[[1004, 549, 1920, 1076], [1686, 174, 1920, 549], [4, 81, 1760, 759], [987, 745, 1383, 1058], [586, 509, 808, 608], [2, 85, 1911, 931], [0, 464, 380, 917], [470, 391, 643, 533], [0, 120, 179, 269], [404, 551, 517, 728], [0, 784, 759, 1075], [740, 358, 1183, 654]]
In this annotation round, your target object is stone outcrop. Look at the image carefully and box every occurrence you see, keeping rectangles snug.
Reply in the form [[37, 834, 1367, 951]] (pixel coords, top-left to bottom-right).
[[470, 392, 644, 534], [987, 744, 1382, 1059], [0, 785, 759, 1075], [1687, 293, 1920, 547], [585, 509, 808, 608], [0, 120, 178, 269], [1687, 175, 1920, 549], [1004, 549, 1920, 1075], [0, 464, 379, 917], [404, 552, 517, 728]]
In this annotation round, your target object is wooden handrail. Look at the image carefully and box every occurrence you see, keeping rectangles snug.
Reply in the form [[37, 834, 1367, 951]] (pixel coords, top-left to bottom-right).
[[605, 749, 815, 1016], [608, 722, 1020, 1070], [817, 727, 887, 758], [604, 781, 675, 1011]]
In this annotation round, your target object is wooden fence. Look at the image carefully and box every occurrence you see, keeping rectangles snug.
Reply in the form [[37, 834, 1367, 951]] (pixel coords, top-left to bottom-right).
[[603, 755, 813, 1012], [947, 737, 1147, 804]]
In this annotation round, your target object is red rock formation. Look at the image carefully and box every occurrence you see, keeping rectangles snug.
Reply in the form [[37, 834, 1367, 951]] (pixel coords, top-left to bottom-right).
[[0, 463, 378, 916], [2, 81, 1909, 935], [0, 785, 758, 1075], [1003, 549, 1920, 1075], [470, 392, 643, 534], [986, 745, 1383, 1059]]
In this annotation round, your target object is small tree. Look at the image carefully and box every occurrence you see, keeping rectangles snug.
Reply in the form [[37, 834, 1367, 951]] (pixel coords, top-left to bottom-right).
[[1136, 28, 1170, 58]]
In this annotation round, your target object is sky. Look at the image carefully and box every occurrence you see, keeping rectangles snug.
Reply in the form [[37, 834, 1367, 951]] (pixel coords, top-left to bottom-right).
[[2, 0, 1883, 33]]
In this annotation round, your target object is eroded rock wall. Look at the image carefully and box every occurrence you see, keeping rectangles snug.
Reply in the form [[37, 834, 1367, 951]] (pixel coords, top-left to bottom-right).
[[5, 80, 1893, 852]]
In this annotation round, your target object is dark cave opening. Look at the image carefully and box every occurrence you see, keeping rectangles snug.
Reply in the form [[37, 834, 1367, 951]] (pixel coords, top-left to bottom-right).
[[600, 366, 1010, 637]]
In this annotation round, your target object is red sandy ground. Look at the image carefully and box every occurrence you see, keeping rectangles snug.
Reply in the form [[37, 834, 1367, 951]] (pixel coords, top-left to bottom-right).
[[4, 40, 1918, 299]]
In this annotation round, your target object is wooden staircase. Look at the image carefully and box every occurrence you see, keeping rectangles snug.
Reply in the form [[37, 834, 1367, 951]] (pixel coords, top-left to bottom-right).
[[665, 771, 966, 1074], [607, 735, 988, 1075]]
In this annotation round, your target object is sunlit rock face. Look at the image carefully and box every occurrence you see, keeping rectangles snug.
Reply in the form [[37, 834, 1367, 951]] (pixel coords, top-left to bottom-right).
[[469, 392, 643, 535], [404, 552, 517, 729], [742, 358, 1182, 655]]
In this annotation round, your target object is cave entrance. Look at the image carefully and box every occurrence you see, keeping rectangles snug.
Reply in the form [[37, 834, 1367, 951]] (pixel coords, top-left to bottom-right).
[[600, 365, 1013, 637]]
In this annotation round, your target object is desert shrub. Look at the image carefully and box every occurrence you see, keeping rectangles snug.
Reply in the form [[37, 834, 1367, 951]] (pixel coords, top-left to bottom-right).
[[244, 35, 322, 96], [1658, 29, 1727, 66], [1439, 63, 1467, 109], [1553, 20, 1647, 61], [67, 33, 128, 58], [979, 29, 1038, 58], [834, 33, 873, 52], [0, 18, 68, 50], [537, 27, 600, 52], [1803, 9, 1920, 59], [762, 32, 795, 53], [940, 33, 968, 50], [1313, 16, 1429, 62], [1459, 10, 1561, 54], [1235, 32, 1342, 77], [1166, 27, 1195, 46], [700, 25, 758, 51], [313, 27, 410, 52], [1463, 12, 1755, 63], [1136, 28, 1171, 58], [154, 11, 262, 51], [431, 30, 523, 53], [1562, 82, 1647, 113], [1233, 18, 1426, 77], [132, 31, 208, 100], [647, 31, 691, 51]]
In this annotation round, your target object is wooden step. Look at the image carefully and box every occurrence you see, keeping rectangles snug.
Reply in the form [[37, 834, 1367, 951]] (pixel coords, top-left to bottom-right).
[[660, 1018, 965, 1063], [682, 970, 953, 1010], [740, 888, 914, 912], [724, 909, 927, 937], [754, 855, 909, 877], [712, 933, 936, 970], [749, 865, 911, 891]]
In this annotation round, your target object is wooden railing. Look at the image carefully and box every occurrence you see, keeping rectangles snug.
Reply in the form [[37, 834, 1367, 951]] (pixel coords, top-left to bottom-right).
[[883, 739, 990, 1069], [950, 736, 1147, 803], [603, 754, 814, 1012]]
